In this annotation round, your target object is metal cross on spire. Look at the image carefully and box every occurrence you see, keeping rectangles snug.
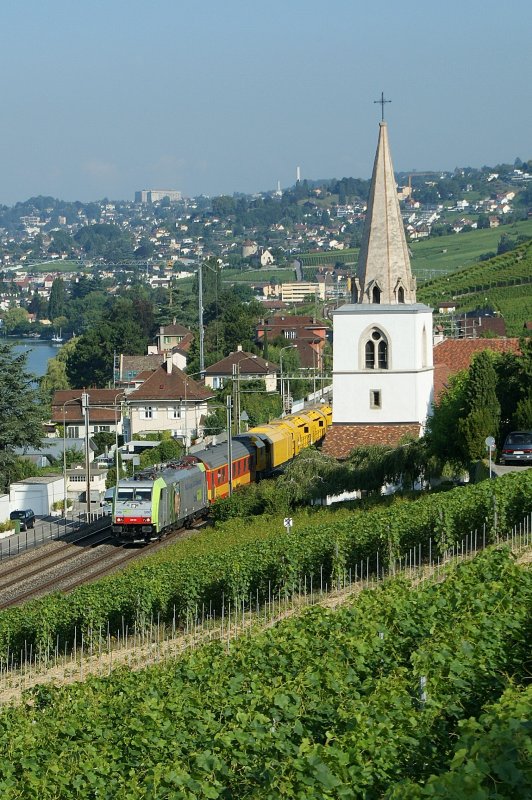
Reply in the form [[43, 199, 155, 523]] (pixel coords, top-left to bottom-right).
[[374, 91, 391, 121]]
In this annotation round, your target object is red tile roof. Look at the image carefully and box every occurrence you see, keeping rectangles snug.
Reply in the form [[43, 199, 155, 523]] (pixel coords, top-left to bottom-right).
[[127, 365, 213, 402], [159, 323, 192, 337], [322, 423, 421, 459], [205, 350, 278, 376], [433, 338, 520, 374], [51, 389, 125, 424]]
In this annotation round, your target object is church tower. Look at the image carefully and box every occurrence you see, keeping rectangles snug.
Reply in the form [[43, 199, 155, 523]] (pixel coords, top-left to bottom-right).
[[322, 120, 434, 458]]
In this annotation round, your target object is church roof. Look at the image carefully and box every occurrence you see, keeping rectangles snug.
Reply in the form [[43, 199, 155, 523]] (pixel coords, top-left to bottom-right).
[[355, 122, 416, 304]]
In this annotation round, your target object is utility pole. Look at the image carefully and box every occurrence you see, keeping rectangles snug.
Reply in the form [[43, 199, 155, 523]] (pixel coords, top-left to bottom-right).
[[82, 391, 91, 520], [232, 363, 241, 434], [226, 395, 233, 496], [198, 263, 205, 377]]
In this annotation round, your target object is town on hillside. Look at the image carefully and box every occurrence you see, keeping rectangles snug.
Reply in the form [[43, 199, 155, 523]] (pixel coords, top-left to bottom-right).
[[0, 138, 531, 524]]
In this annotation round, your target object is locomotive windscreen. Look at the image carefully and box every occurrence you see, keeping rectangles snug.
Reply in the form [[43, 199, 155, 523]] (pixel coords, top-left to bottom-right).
[[116, 487, 152, 502]]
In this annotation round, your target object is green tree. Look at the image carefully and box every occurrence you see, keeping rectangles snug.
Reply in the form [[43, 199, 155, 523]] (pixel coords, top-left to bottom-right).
[[458, 351, 500, 460], [48, 229, 74, 256], [425, 371, 469, 468], [1, 306, 31, 334], [47, 278, 67, 320], [0, 343, 43, 492]]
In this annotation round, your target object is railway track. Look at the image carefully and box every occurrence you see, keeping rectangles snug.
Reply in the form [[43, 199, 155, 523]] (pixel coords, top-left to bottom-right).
[[0, 528, 113, 588], [0, 522, 205, 610]]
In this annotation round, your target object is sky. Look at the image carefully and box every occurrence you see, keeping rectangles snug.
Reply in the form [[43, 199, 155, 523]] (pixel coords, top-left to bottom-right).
[[1, 0, 531, 205]]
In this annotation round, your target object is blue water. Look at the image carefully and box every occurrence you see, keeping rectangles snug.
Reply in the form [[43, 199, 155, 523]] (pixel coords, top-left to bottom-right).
[[10, 339, 59, 378]]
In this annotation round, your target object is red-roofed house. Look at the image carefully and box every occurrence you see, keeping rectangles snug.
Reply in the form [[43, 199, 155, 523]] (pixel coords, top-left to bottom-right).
[[432, 337, 521, 401], [204, 347, 278, 392], [126, 357, 214, 447], [51, 389, 126, 439]]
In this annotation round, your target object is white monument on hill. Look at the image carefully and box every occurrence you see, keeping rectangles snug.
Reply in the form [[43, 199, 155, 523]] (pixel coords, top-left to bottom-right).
[[323, 118, 434, 458]]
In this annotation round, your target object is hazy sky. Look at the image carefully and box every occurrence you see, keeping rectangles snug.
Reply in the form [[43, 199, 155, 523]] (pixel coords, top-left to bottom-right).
[[1, 0, 531, 204]]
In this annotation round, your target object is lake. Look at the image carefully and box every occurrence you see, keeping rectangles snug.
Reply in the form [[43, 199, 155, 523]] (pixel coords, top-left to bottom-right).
[[10, 338, 60, 378]]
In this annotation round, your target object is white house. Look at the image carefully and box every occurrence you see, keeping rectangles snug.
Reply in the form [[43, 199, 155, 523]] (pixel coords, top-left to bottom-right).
[[204, 347, 279, 392], [126, 357, 214, 448]]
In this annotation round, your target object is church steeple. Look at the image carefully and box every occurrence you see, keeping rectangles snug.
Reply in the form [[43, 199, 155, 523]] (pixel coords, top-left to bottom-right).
[[353, 121, 416, 304]]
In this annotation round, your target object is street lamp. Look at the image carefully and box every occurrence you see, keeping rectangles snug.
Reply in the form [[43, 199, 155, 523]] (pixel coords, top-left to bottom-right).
[[279, 345, 297, 414]]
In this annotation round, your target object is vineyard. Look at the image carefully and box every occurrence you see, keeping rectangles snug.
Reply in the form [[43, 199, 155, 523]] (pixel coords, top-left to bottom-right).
[[0, 546, 529, 797], [297, 248, 358, 270], [418, 239, 532, 307], [0, 470, 530, 666], [454, 285, 532, 336]]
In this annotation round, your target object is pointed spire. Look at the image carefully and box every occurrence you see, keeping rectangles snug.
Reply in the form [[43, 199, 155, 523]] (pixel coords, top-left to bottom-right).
[[353, 122, 416, 304]]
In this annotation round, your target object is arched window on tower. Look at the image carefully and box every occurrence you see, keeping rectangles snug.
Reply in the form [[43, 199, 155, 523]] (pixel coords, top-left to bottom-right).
[[372, 285, 381, 304], [397, 286, 405, 303], [364, 328, 388, 370]]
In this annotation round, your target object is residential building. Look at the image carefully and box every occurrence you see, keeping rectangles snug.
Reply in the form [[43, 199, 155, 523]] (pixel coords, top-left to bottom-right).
[[204, 347, 279, 392], [126, 357, 214, 448], [51, 390, 126, 439], [281, 281, 319, 303], [135, 189, 182, 203], [155, 321, 194, 355]]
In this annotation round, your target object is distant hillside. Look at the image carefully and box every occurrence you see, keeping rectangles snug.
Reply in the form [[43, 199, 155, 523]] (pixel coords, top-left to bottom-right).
[[418, 239, 532, 335]]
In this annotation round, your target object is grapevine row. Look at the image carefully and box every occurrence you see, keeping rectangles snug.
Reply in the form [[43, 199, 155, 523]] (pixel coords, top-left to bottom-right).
[[0, 549, 529, 798], [0, 471, 529, 663]]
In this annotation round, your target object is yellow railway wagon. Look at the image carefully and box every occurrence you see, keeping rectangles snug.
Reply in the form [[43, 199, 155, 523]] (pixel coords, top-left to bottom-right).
[[268, 415, 312, 455], [304, 406, 332, 442], [244, 424, 295, 469]]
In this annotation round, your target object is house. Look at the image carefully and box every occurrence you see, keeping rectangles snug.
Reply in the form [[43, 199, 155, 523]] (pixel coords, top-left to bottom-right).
[[242, 240, 258, 258], [204, 347, 279, 392], [51, 390, 126, 439], [281, 282, 319, 303], [126, 357, 214, 448], [256, 314, 329, 371], [438, 301, 457, 314], [65, 465, 108, 503], [155, 320, 194, 354], [14, 438, 97, 467], [432, 337, 521, 401], [115, 353, 166, 390], [456, 314, 507, 339]]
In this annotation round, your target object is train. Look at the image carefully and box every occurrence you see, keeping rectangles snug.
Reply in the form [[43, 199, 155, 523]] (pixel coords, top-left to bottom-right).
[[111, 403, 332, 542]]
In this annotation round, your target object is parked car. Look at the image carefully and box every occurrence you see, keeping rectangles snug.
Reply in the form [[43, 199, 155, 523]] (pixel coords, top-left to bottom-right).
[[101, 487, 115, 515], [9, 509, 36, 531], [499, 431, 532, 466]]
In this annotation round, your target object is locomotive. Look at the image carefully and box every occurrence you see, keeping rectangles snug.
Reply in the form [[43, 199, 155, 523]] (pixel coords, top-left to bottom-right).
[[111, 403, 332, 542]]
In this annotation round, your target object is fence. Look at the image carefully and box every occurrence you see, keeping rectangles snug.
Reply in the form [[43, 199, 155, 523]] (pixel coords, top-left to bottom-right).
[[0, 511, 109, 561], [0, 511, 530, 703]]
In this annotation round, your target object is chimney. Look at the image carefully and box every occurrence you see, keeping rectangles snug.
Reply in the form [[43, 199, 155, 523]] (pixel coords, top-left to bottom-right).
[[237, 345, 242, 352], [165, 355, 172, 374], [173, 317, 177, 325]]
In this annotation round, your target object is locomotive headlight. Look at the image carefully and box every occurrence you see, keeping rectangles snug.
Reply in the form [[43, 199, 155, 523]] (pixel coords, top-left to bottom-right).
[[116, 516, 124, 523], [143, 517, 151, 523]]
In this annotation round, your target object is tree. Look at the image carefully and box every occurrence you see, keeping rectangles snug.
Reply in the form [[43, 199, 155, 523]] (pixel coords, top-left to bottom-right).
[[1, 306, 31, 335], [0, 343, 43, 492], [48, 278, 67, 319], [458, 351, 500, 461], [425, 371, 469, 468], [28, 289, 46, 318]]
